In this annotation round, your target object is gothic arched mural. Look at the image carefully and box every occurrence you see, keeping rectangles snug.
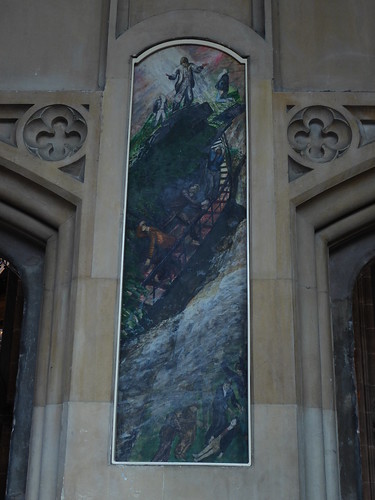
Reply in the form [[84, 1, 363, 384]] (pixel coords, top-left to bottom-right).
[[113, 41, 250, 466]]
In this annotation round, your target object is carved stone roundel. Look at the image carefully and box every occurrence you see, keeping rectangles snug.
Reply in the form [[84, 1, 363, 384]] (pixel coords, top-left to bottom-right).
[[288, 106, 352, 163], [23, 105, 87, 161]]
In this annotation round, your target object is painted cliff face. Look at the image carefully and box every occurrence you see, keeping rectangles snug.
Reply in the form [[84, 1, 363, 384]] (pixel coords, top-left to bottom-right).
[[114, 42, 250, 466]]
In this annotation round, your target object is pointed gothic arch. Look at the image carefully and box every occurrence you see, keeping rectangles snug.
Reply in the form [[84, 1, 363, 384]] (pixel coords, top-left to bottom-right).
[[294, 162, 375, 499], [0, 162, 77, 498]]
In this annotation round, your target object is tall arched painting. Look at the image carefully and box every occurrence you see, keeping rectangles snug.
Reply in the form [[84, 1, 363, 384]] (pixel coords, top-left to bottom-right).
[[113, 40, 250, 466]]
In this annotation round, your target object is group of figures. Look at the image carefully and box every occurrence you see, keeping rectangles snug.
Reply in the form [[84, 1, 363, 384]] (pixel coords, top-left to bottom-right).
[[132, 53, 238, 286], [152, 358, 247, 463], [152, 55, 235, 127], [115, 43, 248, 465], [135, 187, 200, 278], [135, 155, 225, 286]]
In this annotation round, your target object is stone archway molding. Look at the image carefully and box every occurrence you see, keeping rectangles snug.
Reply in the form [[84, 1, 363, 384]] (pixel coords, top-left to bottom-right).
[[0, 160, 77, 499], [294, 162, 375, 499]]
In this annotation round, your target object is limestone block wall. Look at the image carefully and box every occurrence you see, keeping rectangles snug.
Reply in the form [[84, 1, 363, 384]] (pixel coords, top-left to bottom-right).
[[115, 0, 265, 37], [82, 5, 300, 499], [0, 0, 374, 498], [272, 0, 375, 91], [0, 0, 109, 91]]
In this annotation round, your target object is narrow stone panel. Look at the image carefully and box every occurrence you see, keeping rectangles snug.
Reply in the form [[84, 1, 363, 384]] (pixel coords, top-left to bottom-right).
[[116, 0, 254, 37], [275, 0, 375, 91]]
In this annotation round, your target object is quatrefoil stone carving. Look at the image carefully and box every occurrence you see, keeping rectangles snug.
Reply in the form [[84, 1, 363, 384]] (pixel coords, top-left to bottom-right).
[[23, 105, 87, 161], [288, 106, 352, 163]]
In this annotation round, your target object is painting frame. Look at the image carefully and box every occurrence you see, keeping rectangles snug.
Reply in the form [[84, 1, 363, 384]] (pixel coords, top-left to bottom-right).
[[112, 39, 251, 467]]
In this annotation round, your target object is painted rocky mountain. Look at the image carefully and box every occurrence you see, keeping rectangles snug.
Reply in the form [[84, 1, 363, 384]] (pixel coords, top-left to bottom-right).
[[115, 200, 249, 464]]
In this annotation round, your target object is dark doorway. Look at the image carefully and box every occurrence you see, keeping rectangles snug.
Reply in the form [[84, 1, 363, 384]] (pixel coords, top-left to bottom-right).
[[0, 223, 44, 499], [0, 259, 23, 498], [353, 258, 375, 499]]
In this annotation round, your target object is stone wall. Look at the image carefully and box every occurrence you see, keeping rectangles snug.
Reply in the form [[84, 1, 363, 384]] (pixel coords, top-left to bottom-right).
[[0, 1, 374, 498]]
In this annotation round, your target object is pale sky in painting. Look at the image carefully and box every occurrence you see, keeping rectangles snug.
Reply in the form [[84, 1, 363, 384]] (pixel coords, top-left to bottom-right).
[[130, 44, 246, 136]]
